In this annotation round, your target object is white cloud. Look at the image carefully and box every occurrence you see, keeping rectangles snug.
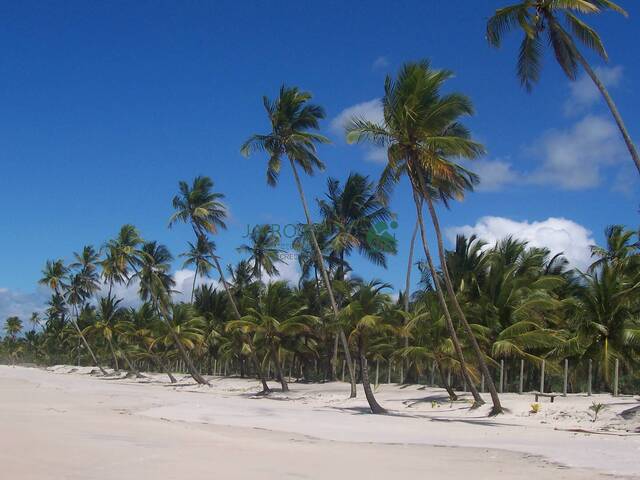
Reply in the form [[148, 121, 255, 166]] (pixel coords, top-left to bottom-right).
[[372, 56, 389, 70], [446, 216, 595, 270], [464, 159, 521, 192], [528, 115, 625, 190], [331, 99, 387, 163], [0, 287, 48, 331], [565, 66, 623, 116], [330, 98, 383, 134]]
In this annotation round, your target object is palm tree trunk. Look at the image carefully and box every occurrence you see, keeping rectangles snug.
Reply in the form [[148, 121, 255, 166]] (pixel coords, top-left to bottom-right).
[[107, 338, 119, 371], [411, 190, 485, 408], [122, 351, 145, 379], [271, 346, 288, 392], [289, 158, 358, 400], [190, 264, 199, 303], [152, 354, 177, 383], [72, 320, 107, 375], [554, 18, 640, 176], [422, 192, 501, 414], [436, 359, 458, 401], [404, 219, 419, 312], [358, 343, 386, 414], [402, 219, 419, 381]]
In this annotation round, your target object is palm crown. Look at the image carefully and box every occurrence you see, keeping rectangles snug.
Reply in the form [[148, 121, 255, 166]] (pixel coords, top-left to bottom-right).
[[487, 0, 627, 91], [169, 176, 228, 236], [345, 61, 483, 203], [241, 85, 330, 186]]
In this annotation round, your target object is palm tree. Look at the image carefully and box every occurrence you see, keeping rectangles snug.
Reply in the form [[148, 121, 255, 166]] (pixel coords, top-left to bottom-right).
[[341, 281, 397, 414], [39, 259, 69, 294], [566, 265, 640, 388], [241, 85, 358, 399], [487, 1, 639, 175], [589, 225, 639, 273], [346, 61, 497, 412], [318, 173, 397, 281], [4, 316, 23, 341], [180, 236, 216, 302], [237, 224, 285, 281], [134, 241, 176, 305], [227, 281, 318, 392], [169, 178, 269, 390], [70, 246, 101, 305], [62, 272, 108, 375], [84, 295, 124, 370]]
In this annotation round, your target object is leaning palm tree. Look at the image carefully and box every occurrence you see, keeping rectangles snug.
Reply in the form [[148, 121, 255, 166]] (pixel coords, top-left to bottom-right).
[[241, 85, 358, 399], [180, 236, 216, 302], [169, 178, 270, 391], [346, 61, 498, 412], [487, 0, 639, 175], [62, 272, 108, 375], [237, 224, 285, 281], [341, 280, 397, 414]]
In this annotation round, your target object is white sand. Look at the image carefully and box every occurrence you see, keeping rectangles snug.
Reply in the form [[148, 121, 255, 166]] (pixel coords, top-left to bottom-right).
[[1, 365, 638, 479]]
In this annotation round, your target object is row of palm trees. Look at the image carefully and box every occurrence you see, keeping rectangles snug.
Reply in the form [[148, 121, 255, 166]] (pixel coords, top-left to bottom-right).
[[3, 0, 639, 414], [3, 223, 639, 407]]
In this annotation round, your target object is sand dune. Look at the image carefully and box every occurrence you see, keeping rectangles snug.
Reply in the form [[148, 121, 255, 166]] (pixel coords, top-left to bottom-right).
[[1, 365, 638, 479]]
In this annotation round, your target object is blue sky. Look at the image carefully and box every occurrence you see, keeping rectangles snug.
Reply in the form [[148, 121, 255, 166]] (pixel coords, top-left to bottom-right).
[[1, 0, 638, 322]]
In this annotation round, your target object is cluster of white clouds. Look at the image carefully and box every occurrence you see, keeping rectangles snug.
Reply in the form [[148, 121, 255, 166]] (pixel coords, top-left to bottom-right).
[[446, 216, 596, 270], [331, 66, 632, 193]]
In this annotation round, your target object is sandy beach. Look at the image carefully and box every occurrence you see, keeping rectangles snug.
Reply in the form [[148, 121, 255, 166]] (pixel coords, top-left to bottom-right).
[[1, 365, 638, 480]]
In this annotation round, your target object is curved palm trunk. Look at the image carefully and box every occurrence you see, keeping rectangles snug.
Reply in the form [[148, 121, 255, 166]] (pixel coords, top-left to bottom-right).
[[436, 359, 458, 401], [552, 18, 640, 176], [411, 190, 485, 409], [289, 159, 359, 400], [423, 193, 501, 414], [107, 338, 120, 371], [122, 351, 145, 379], [358, 342, 386, 414], [152, 353, 177, 383], [71, 306, 108, 376], [271, 346, 288, 392], [208, 250, 270, 393]]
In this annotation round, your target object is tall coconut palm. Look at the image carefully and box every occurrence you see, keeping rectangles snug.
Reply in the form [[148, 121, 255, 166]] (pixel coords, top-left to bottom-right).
[[241, 85, 358, 399], [62, 272, 108, 375], [169, 178, 269, 391], [346, 61, 497, 412], [180, 236, 216, 302], [237, 224, 285, 281], [487, 0, 639, 175], [318, 173, 397, 281]]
